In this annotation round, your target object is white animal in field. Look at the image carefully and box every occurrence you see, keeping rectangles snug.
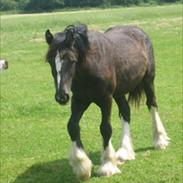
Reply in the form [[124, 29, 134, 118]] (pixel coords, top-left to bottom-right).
[[0, 59, 8, 71]]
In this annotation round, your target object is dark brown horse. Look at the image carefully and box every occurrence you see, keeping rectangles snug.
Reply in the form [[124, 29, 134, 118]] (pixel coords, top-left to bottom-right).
[[45, 24, 170, 180]]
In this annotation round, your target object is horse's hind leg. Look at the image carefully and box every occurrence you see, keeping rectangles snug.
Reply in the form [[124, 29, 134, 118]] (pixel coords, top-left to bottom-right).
[[97, 95, 121, 176], [114, 95, 135, 164], [144, 80, 170, 149], [67, 96, 92, 180]]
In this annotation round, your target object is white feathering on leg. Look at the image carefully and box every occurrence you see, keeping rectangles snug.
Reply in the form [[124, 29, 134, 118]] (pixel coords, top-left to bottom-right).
[[116, 119, 135, 164], [98, 140, 121, 176], [150, 106, 170, 149], [69, 142, 92, 181]]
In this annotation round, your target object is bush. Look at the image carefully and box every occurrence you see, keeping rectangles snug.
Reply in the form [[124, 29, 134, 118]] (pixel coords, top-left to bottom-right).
[[64, 0, 106, 7], [0, 0, 181, 12], [25, 0, 64, 11], [15, 0, 29, 10], [0, 0, 17, 11]]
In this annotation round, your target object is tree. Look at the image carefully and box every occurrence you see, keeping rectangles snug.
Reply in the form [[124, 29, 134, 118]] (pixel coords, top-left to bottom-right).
[[15, 0, 29, 10], [0, 0, 181, 12], [0, 0, 17, 11], [25, 0, 65, 11], [64, 0, 105, 7]]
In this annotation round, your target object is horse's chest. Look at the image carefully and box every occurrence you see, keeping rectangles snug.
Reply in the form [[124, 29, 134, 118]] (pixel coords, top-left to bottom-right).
[[71, 75, 112, 101]]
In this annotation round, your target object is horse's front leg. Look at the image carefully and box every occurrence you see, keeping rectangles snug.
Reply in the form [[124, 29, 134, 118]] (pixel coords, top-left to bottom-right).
[[97, 96, 121, 176], [67, 96, 92, 181]]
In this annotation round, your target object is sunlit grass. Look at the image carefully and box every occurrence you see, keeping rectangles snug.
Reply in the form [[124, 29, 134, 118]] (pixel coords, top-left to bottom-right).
[[0, 4, 182, 183]]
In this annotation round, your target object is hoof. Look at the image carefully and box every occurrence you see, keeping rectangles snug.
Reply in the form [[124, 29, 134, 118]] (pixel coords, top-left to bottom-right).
[[98, 161, 121, 177], [70, 155, 92, 181], [154, 135, 170, 150], [116, 147, 135, 164], [69, 143, 92, 181]]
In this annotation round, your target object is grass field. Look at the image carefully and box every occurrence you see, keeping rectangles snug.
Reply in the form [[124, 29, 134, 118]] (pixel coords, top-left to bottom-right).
[[0, 4, 182, 183]]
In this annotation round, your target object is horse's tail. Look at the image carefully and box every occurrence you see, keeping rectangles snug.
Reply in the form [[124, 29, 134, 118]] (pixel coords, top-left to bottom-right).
[[128, 82, 144, 107]]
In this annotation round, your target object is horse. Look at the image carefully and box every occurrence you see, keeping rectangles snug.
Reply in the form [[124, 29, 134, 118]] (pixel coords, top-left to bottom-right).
[[45, 24, 170, 180], [0, 59, 8, 71]]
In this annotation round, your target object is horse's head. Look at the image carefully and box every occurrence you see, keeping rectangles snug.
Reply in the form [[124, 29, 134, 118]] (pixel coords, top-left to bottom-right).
[[45, 24, 89, 105]]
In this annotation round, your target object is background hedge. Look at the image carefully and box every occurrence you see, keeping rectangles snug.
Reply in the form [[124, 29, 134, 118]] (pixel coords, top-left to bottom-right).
[[0, 0, 181, 12]]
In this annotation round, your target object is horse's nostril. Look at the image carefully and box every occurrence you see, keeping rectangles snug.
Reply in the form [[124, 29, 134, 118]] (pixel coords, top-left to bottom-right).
[[61, 94, 69, 102], [64, 94, 69, 101], [60, 97, 65, 102]]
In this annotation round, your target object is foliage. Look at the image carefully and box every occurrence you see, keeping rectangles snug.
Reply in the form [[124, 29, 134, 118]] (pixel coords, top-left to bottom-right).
[[0, 0, 17, 11], [0, 0, 181, 12], [15, 0, 29, 10], [25, 0, 65, 11]]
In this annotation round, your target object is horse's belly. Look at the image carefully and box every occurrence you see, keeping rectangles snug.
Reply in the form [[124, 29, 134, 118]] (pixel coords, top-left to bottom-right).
[[115, 58, 147, 94]]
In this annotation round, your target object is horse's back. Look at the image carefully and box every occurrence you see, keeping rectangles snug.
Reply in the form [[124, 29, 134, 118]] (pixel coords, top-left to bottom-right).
[[105, 25, 155, 74], [105, 25, 155, 94], [105, 25, 150, 47]]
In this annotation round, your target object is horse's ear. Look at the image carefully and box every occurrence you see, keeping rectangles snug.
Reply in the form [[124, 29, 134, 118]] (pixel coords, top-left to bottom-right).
[[45, 29, 53, 45], [65, 29, 74, 48]]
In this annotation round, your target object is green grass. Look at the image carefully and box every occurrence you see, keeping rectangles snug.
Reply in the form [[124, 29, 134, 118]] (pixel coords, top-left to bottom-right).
[[0, 4, 182, 183]]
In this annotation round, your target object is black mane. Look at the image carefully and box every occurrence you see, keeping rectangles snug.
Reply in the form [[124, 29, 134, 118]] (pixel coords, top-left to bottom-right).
[[64, 24, 89, 62]]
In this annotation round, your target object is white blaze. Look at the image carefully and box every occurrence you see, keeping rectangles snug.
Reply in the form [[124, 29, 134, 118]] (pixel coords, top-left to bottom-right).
[[55, 51, 62, 90], [54, 51, 72, 95]]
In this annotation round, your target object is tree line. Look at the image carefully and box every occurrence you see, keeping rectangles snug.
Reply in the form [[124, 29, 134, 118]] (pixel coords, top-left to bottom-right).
[[0, 0, 180, 12]]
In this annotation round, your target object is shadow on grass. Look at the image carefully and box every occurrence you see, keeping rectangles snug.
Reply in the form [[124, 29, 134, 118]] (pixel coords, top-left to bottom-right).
[[135, 146, 154, 153], [12, 148, 154, 183], [12, 152, 101, 183], [12, 159, 79, 183]]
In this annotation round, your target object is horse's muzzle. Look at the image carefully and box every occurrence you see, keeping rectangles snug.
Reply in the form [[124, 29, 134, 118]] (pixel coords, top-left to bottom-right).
[[55, 93, 69, 105]]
